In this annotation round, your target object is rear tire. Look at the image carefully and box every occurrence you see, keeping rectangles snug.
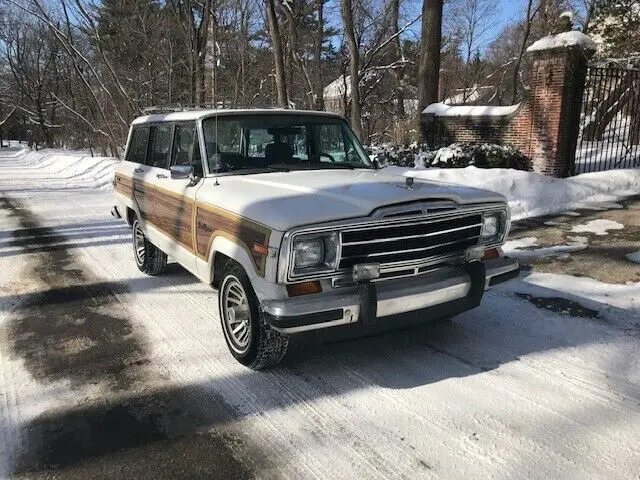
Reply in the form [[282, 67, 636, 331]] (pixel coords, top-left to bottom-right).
[[132, 219, 167, 276], [218, 261, 288, 369]]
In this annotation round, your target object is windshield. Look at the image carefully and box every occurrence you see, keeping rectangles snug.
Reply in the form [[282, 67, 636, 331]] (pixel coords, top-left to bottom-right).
[[201, 114, 372, 174]]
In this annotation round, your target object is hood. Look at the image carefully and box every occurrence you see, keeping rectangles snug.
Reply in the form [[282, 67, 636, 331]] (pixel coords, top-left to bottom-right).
[[202, 169, 506, 231]]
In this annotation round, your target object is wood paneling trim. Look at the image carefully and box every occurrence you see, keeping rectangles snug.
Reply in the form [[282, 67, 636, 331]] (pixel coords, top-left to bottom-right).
[[114, 173, 271, 277]]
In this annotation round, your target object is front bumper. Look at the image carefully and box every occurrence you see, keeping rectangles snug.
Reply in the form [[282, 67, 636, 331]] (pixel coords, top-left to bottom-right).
[[261, 257, 519, 333]]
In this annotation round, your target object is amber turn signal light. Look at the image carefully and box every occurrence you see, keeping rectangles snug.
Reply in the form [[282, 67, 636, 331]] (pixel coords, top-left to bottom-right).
[[287, 281, 322, 297], [481, 247, 500, 261]]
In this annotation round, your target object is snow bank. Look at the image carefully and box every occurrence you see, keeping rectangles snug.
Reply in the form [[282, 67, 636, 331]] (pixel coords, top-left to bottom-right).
[[13, 148, 119, 190], [526, 31, 597, 53], [423, 103, 521, 117], [384, 165, 640, 220]]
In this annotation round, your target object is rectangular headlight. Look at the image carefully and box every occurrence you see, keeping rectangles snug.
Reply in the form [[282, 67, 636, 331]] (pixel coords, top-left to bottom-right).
[[291, 232, 339, 276], [481, 211, 507, 244], [293, 238, 324, 268]]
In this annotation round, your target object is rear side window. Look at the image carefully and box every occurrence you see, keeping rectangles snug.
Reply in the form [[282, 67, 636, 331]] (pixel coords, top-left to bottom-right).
[[171, 122, 203, 176], [125, 127, 149, 164], [147, 124, 173, 168]]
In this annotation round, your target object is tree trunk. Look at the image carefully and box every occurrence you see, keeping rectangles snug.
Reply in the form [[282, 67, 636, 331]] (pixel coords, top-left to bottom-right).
[[417, 0, 443, 142], [340, 0, 364, 141], [314, 0, 325, 110], [266, 0, 289, 107]]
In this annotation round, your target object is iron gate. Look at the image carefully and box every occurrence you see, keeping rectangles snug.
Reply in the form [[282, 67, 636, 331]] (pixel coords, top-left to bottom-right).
[[574, 66, 640, 174]]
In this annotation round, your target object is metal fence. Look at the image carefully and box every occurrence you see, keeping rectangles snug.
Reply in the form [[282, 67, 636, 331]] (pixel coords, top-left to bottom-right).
[[574, 66, 640, 174]]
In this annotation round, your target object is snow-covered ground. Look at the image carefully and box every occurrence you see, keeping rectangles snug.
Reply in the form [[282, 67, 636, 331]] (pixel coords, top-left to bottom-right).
[[1, 145, 640, 479]]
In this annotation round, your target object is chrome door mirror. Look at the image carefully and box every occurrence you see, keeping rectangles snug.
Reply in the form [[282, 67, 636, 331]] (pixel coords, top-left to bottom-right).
[[170, 165, 193, 179]]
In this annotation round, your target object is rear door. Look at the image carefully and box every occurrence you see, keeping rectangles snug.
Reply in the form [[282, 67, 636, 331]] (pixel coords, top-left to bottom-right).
[[152, 121, 204, 270], [135, 122, 173, 229]]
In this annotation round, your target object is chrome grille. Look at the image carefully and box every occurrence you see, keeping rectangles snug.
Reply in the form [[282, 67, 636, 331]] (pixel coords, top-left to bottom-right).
[[339, 213, 482, 269]]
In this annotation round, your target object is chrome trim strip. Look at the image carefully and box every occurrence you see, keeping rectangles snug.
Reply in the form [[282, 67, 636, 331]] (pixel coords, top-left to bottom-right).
[[341, 223, 483, 245]]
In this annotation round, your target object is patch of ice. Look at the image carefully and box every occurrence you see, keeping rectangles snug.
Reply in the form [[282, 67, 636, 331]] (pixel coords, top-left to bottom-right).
[[625, 251, 640, 264], [570, 219, 624, 236], [526, 31, 597, 52]]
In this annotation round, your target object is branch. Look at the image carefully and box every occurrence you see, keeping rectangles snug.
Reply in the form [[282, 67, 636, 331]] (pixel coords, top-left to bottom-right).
[[0, 106, 17, 126], [51, 93, 112, 138]]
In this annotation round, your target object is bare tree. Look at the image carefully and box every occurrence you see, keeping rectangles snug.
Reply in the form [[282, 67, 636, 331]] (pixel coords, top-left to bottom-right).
[[340, 0, 364, 140], [266, 0, 289, 107], [417, 0, 443, 139]]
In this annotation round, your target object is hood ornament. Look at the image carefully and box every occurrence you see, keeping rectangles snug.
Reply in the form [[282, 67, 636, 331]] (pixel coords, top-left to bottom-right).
[[404, 176, 414, 190]]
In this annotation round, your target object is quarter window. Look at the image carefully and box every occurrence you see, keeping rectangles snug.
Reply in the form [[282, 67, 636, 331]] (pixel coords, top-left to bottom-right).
[[147, 124, 173, 168], [125, 127, 149, 164]]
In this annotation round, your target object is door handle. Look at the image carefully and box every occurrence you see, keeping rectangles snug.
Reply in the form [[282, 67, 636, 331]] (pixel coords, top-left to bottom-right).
[[156, 173, 167, 179], [134, 168, 144, 173]]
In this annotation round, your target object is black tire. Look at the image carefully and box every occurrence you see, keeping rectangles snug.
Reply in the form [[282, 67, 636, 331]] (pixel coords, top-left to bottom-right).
[[132, 219, 167, 276], [218, 261, 288, 369]]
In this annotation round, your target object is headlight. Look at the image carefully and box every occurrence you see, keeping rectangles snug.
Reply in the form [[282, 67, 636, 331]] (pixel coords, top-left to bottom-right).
[[291, 233, 339, 276], [481, 211, 507, 243], [294, 238, 324, 268]]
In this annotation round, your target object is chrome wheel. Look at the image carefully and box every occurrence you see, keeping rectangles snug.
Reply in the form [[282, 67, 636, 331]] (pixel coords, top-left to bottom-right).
[[133, 222, 146, 267], [221, 275, 252, 355]]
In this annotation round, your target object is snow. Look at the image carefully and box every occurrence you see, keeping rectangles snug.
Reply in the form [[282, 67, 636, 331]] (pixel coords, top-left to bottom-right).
[[570, 219, 625, 236], [625, 251, 640, 264], [423, 102, 521, 117], [526, 31, 597, 53], [503, 235, 589, 260], [385, 165, 640, 221], [2, 146, 640, 478]]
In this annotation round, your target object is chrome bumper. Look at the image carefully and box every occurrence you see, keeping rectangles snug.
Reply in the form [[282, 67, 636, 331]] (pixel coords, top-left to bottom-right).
[[261, 257, 519, 333]]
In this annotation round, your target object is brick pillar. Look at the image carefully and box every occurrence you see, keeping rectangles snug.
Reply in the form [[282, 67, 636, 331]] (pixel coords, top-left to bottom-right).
[[525, 32, 596, 177]]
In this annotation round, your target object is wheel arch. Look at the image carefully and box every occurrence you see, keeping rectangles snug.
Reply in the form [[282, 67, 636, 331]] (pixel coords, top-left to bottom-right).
[[208, 236, 259, 286]]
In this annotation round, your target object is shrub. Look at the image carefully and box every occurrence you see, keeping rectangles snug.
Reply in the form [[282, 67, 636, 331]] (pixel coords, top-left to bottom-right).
[[370, 142, 531, 171]]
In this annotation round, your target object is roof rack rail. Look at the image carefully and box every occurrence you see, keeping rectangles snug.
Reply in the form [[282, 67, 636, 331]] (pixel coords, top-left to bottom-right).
[[140, 104, 298, 115]]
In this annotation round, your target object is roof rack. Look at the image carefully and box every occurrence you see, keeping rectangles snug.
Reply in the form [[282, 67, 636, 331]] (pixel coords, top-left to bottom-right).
[[140, 104, 299, 115], [141, 105, 215, 115]]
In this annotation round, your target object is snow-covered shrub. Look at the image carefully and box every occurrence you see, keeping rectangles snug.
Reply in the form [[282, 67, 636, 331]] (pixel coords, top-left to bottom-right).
[[370, 142, 530, 171], [369, 143, 435, 168]]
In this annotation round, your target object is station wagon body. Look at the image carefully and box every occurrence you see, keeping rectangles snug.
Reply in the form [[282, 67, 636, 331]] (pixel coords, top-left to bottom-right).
[[112, 108, 519, 368]]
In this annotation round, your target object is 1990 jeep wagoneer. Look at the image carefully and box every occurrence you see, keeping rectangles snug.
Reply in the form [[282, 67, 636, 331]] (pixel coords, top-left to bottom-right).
[[112, 109, 519, 369]]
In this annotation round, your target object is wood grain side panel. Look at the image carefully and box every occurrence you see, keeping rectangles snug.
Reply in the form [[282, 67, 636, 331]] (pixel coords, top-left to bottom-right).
[[196, 205, 271, 277], [114, 174, 270, 277], [114, 174, 134, 199], [150, 188, 194, 249]]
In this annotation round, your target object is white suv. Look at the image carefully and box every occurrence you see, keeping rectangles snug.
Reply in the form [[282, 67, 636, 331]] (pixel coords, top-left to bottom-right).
[[112, 108, 519, 369]]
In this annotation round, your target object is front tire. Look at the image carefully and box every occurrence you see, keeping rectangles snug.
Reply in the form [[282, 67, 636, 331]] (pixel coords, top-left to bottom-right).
[[132, 219, 167, 276], [218, 261, 288, 369]]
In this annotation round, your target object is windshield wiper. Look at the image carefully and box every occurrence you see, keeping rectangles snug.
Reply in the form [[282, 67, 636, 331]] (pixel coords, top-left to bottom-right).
[[307, 162, 357, 170]]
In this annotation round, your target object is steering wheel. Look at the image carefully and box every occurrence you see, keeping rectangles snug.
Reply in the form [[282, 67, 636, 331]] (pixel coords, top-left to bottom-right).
[[319, 152, 335, 162]]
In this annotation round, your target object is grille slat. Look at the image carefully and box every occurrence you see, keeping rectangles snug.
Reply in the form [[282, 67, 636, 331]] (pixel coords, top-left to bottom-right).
[[339, 213, 482, 269]]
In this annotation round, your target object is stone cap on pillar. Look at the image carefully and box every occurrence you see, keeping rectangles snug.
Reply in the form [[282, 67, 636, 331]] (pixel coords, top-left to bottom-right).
[[526, 31, 597, 58]]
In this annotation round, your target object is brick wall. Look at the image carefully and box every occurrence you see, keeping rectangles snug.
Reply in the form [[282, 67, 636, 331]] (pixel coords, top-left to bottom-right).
[[425, 39, 593, 177]]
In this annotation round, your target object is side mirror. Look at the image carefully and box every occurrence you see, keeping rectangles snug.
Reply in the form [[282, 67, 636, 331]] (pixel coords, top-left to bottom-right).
[[372, 159, 381, 170], [170, 165, 193, 179]]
